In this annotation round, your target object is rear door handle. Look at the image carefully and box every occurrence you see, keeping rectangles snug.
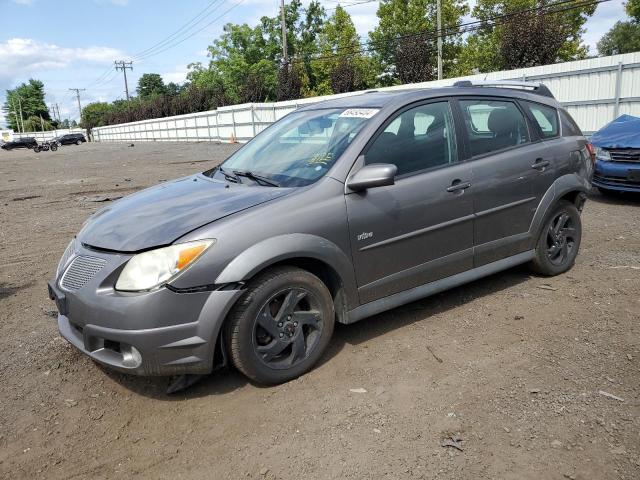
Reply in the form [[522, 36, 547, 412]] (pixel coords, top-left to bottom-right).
[[446, 180, 472, 192], [531, 158, 550, 171]]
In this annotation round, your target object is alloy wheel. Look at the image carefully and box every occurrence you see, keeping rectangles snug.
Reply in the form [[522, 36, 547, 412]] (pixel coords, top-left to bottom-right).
[[545, 211, 576, 266], [253, 288, 324, 370]]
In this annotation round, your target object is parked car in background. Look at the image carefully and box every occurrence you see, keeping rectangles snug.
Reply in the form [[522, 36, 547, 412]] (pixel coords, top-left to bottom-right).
[[49, 81, 593, 385], [1, 137, 38, 150], [591, 114, 640, 194], [54, 133, 86, 146]]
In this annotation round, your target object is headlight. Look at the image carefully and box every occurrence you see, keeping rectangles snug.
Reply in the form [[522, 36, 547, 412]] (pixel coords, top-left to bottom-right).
[[115, 239, 214, 292], [594, 147, 611, 162], [57, 238, 77, 276]]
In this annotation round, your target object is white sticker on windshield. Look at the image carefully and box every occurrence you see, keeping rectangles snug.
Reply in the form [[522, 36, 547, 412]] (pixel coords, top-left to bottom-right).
[[339, 108, 379, 119]]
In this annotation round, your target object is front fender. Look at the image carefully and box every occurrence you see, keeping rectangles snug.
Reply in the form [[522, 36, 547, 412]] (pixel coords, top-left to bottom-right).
[[214, 233, 358, 309]]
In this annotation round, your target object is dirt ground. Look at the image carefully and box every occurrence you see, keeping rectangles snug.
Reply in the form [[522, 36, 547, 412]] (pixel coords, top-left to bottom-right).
[[0, 142, 638, 480]]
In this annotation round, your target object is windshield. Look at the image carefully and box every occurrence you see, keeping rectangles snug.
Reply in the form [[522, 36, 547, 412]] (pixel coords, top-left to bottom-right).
[[205, 107, 378, 187]]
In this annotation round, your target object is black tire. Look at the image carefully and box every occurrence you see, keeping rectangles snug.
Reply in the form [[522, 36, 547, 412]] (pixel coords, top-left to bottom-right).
[[33, 146, 41, 153], [530, 200, 582, 276], [225, 266, 335, 385], [50, 143, 58, 151], [76, 140, 82, 145]]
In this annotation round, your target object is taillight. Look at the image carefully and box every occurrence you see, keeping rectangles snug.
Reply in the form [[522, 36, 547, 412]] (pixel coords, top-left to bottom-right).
[[586, 143, 596, 164]]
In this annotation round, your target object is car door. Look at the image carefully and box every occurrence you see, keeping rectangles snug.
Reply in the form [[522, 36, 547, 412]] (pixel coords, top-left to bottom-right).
[[456, 97, 556, 267], [345, 100, 474, 304]]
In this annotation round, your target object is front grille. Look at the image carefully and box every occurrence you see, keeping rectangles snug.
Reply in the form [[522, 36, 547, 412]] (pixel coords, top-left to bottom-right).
[[593, 173, 640, 186], [60, 256, 107, 292], [609, 149, 640, 163]]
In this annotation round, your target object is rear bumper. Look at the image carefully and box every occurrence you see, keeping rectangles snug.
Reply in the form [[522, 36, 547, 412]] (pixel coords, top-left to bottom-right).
[[593, 160, 640, 192]]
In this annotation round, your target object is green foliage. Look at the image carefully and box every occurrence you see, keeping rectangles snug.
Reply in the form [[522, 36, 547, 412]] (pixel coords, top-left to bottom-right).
[[2, 79, 51, 131], [81, 102, 112, 129], [597, 20, 640, 55], [23, 115, 55, 132], [461, 0, 596, 73], [137, 73, 167, 98], [369, 0, 468, 84], [627, 0, 640, 22]]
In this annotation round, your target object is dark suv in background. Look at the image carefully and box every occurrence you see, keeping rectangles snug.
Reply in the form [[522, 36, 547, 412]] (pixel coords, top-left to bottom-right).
[[1, 137, 38, 150], [49, 81, 593, 385], [55, 133, 86, 145]]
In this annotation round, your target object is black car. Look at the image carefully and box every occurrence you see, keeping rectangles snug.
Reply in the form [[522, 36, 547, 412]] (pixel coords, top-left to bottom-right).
[[1, 137, 38, 150], [55, 133, 86, 145]]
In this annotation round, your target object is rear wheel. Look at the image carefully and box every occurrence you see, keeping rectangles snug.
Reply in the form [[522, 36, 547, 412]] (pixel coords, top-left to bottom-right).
[[530, 200, 581, 276], [76, 139, 82, 145], [50, 143, 58, 151], [33, 146, 41, 153], [226, 266, 335, 385]]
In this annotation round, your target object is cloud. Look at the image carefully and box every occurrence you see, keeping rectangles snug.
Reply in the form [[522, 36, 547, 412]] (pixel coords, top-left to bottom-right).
[[162, 65, 189, 84], [11, 0, 33, 5], [0, 38, 124, 86]]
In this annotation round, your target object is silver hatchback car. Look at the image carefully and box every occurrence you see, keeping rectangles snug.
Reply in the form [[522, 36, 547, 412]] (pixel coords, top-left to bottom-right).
[[49, 81, 593, 384]]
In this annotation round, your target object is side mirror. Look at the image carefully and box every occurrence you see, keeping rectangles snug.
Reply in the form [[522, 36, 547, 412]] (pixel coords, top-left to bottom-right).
[[347, 163, 397, 192]]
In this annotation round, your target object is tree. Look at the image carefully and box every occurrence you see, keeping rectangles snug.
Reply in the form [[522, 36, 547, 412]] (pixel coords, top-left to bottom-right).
[[597, 21, 640, 55], [137, 73, 167, 98], [461, 0, 596, 73], [597, 0, 640, 56], [369, 0, 468, 84], [81, 102, 112, 129], [2, 79, 51, 131], [314, 6, 374, 94]]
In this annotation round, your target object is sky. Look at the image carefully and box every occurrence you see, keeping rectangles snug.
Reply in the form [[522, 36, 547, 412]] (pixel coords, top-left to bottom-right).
[[0, 0, 630, 128]]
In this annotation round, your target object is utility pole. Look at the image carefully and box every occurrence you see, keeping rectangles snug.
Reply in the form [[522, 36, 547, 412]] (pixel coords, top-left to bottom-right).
[[10, 98, 21, 133], [69, 88, 85, 122], [114, 60, 133, 101], [436, 0, 443, 80], [16, 96, 25, 134], [55, 103, 62, 124], [280, 0, 288, 65]]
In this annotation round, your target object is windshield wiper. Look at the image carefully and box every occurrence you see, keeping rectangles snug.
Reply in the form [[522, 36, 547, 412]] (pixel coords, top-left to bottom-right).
[[217, 166, 240, 183], [233, 170, 280, 187]]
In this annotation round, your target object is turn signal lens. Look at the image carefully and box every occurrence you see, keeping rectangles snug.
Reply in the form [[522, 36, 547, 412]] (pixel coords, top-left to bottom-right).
[[176, 244, 207, 270]]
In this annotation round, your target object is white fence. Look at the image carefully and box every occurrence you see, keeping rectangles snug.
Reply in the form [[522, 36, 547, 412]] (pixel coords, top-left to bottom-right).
[[5, 128, 85, 143], [91, 52, 640, 143]]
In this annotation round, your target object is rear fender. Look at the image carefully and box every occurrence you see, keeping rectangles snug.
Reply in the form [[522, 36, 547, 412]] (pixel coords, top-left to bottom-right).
[[529, 173, 589, 247]]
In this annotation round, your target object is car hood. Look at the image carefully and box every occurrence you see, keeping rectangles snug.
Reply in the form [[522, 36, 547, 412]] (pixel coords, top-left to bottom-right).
[[78, 174, 292, 252]]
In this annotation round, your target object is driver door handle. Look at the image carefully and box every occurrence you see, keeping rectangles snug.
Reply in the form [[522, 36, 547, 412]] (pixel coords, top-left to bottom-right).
[[531, 158, 550, 171], [446, 180, 472, 192]]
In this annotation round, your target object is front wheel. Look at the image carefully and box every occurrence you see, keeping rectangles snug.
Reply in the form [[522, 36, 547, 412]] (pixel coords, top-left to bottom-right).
[[226, 266, 335, 385], [76, 140, 82, 145], [50, 143, 58, 151], [530, 200, 582, 276], [33, 146, 41, 153]]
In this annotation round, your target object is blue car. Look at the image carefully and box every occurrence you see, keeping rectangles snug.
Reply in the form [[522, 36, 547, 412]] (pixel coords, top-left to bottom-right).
[[591, 115, 640, 194]]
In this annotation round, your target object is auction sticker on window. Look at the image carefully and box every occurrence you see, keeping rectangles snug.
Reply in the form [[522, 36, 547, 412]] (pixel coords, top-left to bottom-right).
[[339, 108, 379, 119]]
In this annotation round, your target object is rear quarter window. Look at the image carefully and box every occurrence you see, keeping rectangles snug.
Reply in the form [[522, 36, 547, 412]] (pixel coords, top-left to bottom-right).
[[524, 102, 559, 138], [559, 109, 583, 137]]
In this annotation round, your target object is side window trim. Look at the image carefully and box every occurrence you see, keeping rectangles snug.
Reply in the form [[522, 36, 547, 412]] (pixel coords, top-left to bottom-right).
[[453, 96, 533, 161], [360, 98, 460, 180]]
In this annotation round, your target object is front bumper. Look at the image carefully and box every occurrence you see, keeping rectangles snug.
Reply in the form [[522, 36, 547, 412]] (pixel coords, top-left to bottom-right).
[[48, 246, 243, 376], [593, 160, 640, 192]]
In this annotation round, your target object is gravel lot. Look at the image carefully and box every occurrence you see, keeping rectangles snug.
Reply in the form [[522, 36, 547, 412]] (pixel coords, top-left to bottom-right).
[[1, 142, 639, 480]]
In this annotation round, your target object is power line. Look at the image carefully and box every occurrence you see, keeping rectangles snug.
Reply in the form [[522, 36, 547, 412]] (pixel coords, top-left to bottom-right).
[[293, 0, 609, 64], [132, 0, 226, 59], [133, 0, 246, 61]]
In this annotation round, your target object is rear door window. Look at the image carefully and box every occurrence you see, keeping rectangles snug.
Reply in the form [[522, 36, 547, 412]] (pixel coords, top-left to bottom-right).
[[524, 102, 559, 138], [459, 99, 530, 156]]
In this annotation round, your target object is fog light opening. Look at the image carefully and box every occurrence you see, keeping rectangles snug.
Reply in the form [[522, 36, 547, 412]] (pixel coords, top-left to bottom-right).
[[121, 344, 142, 368]]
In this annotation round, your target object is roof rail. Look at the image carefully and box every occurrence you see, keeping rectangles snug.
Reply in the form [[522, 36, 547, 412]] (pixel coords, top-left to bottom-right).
[[453, 80, 555, 99]]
